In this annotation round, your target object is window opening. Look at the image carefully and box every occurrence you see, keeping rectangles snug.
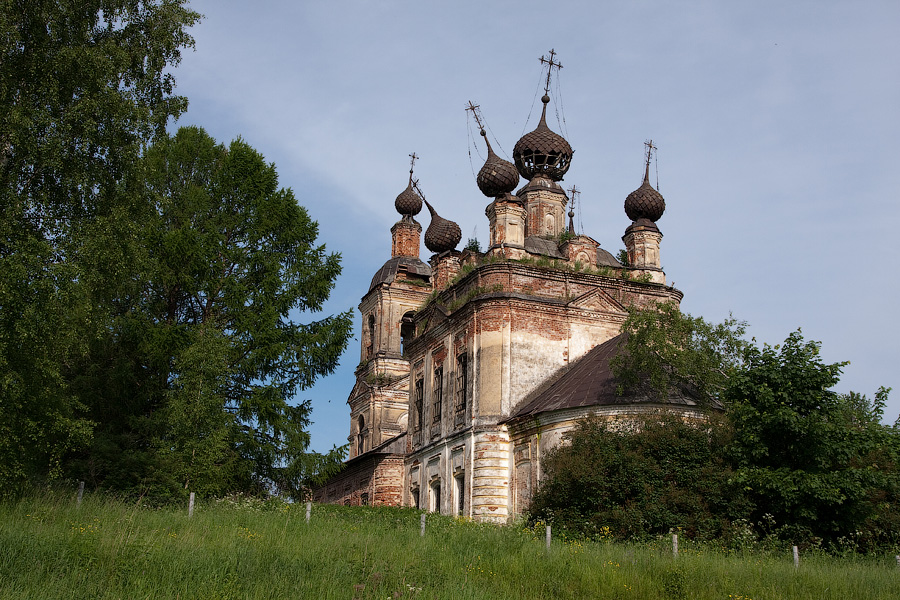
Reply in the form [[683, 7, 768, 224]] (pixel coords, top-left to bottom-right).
[[356, 414, 365, 456], [400, 312, 415, 356], [431, 480, 442, 513], [432, 367, 443, 424], [414, 377, 424, 432], [455, 353, 468, 417], [366, 313, 376, 358]]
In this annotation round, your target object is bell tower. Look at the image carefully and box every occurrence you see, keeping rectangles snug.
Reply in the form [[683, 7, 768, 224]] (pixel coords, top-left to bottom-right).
[[348, 156, 433, 458]]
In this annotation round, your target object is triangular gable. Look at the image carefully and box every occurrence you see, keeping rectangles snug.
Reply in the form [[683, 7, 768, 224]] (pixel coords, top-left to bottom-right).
[[417, 302, 450, 335], [566, 288, 627, 314]]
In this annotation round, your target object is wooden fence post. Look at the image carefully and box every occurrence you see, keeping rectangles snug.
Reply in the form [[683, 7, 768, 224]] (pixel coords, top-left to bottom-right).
[[546, 525, 551, 550], [76, 481, 84, 507], [188, 492, 195, 518], [420, 513, 426, 537], [306, 501, 311, 523], [672, 533, 678, 558], [792, 545, 799, 569]]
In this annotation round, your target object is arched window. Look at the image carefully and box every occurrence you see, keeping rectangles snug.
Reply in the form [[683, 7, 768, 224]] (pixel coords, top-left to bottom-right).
[[366, 313, 375, 358], [356, 414, 366, 456], [400, 311, 415, 356]]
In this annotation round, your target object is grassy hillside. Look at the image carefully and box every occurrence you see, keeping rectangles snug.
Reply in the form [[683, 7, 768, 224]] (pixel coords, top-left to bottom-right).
[[0, 490, 897, 599]]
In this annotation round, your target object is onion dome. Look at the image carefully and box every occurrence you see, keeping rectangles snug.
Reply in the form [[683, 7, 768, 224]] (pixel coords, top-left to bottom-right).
[[476, 131, 519, 198], [423, 199, 461, 253], [395, 175, 423, 217], [513, 95, 573, 181], [624, 162, 665, 222]]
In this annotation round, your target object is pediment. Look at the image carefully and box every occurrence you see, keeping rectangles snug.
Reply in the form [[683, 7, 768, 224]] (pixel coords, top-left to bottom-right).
[[417, 302, 450, 335], [567, 288, 626, 315]]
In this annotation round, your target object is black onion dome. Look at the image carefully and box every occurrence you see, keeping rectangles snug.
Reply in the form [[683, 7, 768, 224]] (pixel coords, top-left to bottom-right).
[[476, 132, 520, 198], [395, 178, 423, 216], [423, 199, 461, 253], [625, 164, 665, 222], [513, 95, 573, 182]]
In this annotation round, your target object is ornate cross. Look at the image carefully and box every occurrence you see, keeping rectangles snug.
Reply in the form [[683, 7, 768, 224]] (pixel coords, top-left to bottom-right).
[[540, 49, 563, 94], [465, 101, 485, 133], [644, 139, 656, 170]]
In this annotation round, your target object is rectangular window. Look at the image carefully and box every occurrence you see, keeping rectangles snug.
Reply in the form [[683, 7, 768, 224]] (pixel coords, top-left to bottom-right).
[[360, 493, 369, 506], [455, 353, 468, 416], [431, 481, 441, 513], [414, 377, 424, 432], [432, 367, 443, 424], [455, 473, 465, 516]]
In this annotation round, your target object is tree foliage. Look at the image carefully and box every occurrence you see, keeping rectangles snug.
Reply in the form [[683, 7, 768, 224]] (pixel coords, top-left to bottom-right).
[[69, 126, 353, 499], [529, 413, 745, 542], [725, 332, 898, 547], [0, 0, 199, 490], [2, 2, 349, 500], [533, 305, 900, 552], [610, 301, 749, 404]]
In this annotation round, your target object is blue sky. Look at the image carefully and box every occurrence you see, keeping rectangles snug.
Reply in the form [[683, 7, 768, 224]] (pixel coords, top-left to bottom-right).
[[173, 0, 900, 452]]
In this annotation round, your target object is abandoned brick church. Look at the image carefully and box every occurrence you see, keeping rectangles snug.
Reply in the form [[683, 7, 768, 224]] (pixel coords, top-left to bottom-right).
[[314, 54, 706, 522]]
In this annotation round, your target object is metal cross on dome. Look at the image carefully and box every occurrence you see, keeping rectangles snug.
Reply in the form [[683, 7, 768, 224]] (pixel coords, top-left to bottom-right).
[[465, 101, 485, 133], [644, 139, 656, 169], [540, 49, 563, 95]]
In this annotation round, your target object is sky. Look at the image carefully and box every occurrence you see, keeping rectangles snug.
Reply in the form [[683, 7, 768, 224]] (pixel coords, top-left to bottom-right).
[[172, 0, 900, 452]]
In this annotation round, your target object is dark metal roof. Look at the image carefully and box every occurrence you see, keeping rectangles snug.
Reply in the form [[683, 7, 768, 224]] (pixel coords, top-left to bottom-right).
[[524, 236, 565, 258], [597, 247, 622, 268], [477, 139, 520, 198], [423, 199, 461, 253], [512, 96, 573, 182], [368, 432, 407, 455], [524, 237, 622, 269], [395, 180, 423, 216], [369, 256, 431, 292], [515, 174, 565, 197], [508, 334, 705, 421], [625, 165, 665, 222]]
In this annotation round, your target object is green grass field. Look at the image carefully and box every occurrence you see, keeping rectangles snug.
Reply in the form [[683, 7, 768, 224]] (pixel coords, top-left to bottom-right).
[[1, 490, 897, 599]]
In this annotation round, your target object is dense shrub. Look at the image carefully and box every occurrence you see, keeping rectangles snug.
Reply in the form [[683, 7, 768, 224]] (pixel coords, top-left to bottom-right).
[[529, 413, 750, 542]]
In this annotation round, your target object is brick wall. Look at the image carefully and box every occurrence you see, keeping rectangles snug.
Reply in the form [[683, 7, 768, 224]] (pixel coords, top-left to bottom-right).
[[391, 218, 422, 259]]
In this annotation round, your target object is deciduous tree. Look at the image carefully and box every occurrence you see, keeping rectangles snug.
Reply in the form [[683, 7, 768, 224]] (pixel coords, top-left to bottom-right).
[[72, 127, 353, 498], [725, 331, 896, 546], [610, 302, 749, 405], [0, 0, 199, 490]]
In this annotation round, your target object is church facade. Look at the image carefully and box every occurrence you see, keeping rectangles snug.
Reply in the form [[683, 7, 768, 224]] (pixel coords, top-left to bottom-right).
[[314, 60, 707, 521]]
